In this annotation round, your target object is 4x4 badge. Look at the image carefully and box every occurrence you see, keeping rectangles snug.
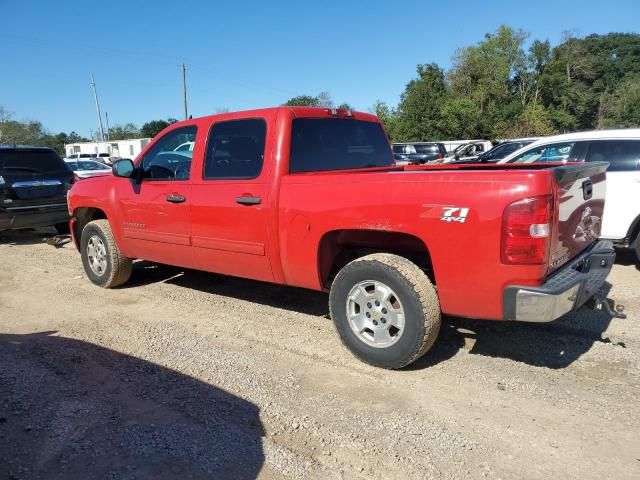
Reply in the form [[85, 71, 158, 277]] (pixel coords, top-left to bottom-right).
[[441, 207, 469, 223]]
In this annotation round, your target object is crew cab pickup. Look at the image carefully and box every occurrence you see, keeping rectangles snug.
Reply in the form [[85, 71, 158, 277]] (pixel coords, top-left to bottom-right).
[[67, 107, 615, 369]]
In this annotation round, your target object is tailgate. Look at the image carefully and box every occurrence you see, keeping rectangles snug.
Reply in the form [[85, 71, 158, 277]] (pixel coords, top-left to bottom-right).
[[549, 162, 608, 273]]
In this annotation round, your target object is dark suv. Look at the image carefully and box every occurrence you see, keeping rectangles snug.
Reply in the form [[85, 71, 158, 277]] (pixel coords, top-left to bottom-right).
[[392, 143, 446, 164], [0, 147, 73, 234]]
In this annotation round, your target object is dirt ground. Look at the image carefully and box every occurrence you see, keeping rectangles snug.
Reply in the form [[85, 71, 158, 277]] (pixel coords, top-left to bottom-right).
[[0, 228, 639, 480]]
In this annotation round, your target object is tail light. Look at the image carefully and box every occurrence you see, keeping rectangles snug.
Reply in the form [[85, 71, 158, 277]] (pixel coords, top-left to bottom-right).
[[501, 195, 552, 265]]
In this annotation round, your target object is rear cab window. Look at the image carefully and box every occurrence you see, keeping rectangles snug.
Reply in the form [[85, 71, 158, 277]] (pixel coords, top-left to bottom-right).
[[585, 140, 640, 171], [289, 118, 392, 173], [0, 149, 69, 175]]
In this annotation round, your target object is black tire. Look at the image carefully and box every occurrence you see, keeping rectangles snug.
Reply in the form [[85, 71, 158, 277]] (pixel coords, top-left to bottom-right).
[[635, 234, 640, 263], [329, 253, 441, 369], [54, 222, 70, 234], [80, 219, 133, 288]]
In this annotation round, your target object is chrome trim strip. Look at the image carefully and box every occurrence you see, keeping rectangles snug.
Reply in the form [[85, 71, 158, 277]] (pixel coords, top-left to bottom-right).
[[6, 203, 67, 211], [12, 180, 63, 187]]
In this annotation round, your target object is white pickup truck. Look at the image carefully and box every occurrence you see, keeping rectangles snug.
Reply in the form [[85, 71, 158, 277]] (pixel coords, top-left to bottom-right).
[[500, 129, 640, 260]]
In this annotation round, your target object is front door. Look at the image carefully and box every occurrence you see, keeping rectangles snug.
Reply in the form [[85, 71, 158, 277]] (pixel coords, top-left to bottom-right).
[[190, 117, 274, 282], [117, 125, 198, 267]]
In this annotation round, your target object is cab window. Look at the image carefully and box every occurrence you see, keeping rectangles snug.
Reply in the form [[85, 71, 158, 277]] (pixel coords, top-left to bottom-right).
[[509, 142, 578, 164], [203, 119, 266, 179], [141, 126, 197, 180]]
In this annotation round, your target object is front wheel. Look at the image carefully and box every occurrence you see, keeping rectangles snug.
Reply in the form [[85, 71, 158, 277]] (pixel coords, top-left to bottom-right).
[[80, 219, 132, 288], [329, 253, 441, 369]]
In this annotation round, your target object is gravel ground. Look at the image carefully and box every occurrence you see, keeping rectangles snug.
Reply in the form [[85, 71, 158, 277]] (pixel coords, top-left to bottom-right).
[[0, 228, 639, 480]]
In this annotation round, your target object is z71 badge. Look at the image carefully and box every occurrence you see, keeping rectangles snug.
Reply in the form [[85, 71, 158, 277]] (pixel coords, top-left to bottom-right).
[[441, 207, 469, 223]]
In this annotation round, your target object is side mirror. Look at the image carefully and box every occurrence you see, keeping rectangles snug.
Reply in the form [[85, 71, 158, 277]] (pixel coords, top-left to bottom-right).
[[112, 159, 135, 178]]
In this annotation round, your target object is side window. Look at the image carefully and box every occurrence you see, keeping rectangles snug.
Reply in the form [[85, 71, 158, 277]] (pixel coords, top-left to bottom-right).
[[510, 142, 577, 164], [585, 140, 640, 172], [141, 126, 197, 180], [203, 119, 266, 179]]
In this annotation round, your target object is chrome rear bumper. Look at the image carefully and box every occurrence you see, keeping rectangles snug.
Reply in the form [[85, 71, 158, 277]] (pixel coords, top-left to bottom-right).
[[503, 240, 615, 322]]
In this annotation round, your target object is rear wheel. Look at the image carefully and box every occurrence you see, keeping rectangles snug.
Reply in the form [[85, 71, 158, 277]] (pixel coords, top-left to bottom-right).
[[329, 253, 441, 369], [80, 219, 132, 288], [635, 233, 640, 263]]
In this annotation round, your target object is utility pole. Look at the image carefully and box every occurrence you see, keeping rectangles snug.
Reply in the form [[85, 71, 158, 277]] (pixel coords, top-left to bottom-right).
[[90, 74, 106, 142], [105, 111, 110, 141], [182, 63, 188, 120]]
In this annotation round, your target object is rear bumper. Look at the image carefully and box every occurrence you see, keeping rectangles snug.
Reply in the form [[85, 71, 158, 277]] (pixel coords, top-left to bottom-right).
[[503, 240, 615, 322], [0, 204, 69, 231]]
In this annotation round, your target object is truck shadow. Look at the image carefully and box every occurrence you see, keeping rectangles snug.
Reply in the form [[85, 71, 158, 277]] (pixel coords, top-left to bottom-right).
[[128, 261, 330, 317], [0, 331, 265, 480], [413, 283, 621, 370]]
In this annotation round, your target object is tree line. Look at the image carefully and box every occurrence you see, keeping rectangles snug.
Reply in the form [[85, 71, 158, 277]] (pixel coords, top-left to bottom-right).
[[285, 28, 640, 142], [0, 107, 179, 156], [3, 27, 639, 155]]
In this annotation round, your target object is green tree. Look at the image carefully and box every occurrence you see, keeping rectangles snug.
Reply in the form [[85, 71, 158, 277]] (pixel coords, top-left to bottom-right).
[[109, 123, 140, 140], [598, 76, 640, 128], [140, 119, 171, 138], [437, 97, 480, 139], [500, 103, 556, 137], [372, 100, 398, 140], [395, 63, 448, 141], [283, 95, 320, 107]]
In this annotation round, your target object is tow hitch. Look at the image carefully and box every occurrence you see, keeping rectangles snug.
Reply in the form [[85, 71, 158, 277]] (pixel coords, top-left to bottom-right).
[[588, 295, 627, 319]]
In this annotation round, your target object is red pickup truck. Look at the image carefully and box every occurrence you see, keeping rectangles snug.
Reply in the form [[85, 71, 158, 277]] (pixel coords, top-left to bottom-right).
[[67, 107, 615, 369]]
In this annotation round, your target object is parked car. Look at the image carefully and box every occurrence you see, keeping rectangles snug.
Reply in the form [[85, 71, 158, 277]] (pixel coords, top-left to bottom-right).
[[66, 152, 116, 166], [64, 159, 112, 179], [392, 143, 446, 164], [443, 141, 493, 162], [174, 141, 195, 152], [65, 153, 93, 160], [499, 129, 640, 260], [0, 146, 73, 234], [449, 138, 540, 164], [68, 107, 615, 369]]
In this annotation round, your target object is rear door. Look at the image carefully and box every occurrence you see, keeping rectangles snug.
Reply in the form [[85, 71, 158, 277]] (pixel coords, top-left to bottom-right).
[[584, 139, 640, 240], [190, 116, 274, 282]]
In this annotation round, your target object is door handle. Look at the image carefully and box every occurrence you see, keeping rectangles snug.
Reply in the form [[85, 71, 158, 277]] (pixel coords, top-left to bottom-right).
[[166, 193, 186, 203], [236, 196, 261, 206]]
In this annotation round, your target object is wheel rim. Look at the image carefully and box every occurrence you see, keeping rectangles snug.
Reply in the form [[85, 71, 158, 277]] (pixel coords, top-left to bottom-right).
[[86, 235, 108, 276], [346, 280, 405, 348]]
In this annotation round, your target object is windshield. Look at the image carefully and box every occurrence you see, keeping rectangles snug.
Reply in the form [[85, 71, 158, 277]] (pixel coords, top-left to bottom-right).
[[480, 141, 534, 161], [290, 119, 392, 173], [0, 149, 69, 174]]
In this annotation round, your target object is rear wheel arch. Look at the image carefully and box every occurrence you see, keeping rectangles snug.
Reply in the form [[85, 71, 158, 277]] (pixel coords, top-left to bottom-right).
[[317, 229, 436, 290]]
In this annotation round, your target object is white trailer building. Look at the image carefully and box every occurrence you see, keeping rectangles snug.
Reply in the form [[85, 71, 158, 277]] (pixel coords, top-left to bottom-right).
[[64, 138, 151, 160]]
